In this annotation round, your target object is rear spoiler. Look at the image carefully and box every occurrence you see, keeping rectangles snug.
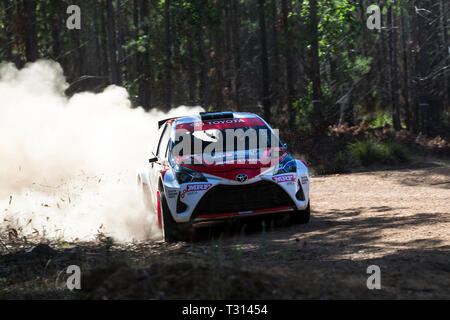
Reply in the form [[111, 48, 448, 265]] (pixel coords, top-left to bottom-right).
[[200, 111, 234, 121], [158, 117, 183, 129], [158, 118, 172, 129]]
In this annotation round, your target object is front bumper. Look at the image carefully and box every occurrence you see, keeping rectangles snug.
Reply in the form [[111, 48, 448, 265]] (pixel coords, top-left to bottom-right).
[[163, 168, 310, 224], [189, 179, 296, 221], [194, 205, 295, 223]]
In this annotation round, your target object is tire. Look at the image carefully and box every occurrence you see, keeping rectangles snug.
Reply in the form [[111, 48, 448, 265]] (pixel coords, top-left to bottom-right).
[[290, 201, 311, 224], [160, 191, 184, 242]]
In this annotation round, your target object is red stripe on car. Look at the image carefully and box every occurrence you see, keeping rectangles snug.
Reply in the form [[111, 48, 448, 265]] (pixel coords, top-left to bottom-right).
[[196, 206, 293, 220], [156, 191, 162, 229]]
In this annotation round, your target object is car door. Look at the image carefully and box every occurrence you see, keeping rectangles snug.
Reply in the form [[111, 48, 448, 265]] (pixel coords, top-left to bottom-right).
[[149, 123, 171, 200]]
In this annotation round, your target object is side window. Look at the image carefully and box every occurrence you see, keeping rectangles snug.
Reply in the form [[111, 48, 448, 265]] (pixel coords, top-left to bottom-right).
[[157, 124, 171, 158], [165, 137, 171, 159], [153, 124, 166, 156]]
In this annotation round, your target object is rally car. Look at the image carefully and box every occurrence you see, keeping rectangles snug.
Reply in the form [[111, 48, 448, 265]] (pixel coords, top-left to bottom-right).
[[137, 112, 310, 242]]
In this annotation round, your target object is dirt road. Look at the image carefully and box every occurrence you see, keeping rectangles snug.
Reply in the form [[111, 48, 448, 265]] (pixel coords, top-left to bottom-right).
[[1, 165, 449, 299]]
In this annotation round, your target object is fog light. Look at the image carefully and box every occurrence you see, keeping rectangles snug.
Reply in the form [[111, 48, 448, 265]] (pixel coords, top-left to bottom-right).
[[176, 194, 188, 213], [296, 180, 305, 201]]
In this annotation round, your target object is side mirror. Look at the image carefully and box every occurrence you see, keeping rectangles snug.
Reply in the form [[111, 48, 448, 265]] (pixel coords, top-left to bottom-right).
[[149, 157, 158, 164]]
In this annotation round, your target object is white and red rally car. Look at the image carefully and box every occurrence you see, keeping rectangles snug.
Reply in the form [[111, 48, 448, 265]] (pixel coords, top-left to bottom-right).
[[137, 112, 310, 242]]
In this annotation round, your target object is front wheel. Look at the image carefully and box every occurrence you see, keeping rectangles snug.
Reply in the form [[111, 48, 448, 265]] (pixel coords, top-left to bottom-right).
[[290, 201, 310, 224], [159, 191, 184, 242]]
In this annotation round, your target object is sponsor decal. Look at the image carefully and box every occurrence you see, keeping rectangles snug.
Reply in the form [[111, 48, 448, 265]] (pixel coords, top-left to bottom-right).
[[167, 189, 178, 199], [176, 117, 265, 132], [195, 119, 245, 126], [180, 183, 212, 199], [272, 174, 295, 183], [301, 176, 309, 184]]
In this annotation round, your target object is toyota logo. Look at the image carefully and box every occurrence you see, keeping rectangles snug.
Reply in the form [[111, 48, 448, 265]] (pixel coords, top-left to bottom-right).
[[236, 174, 248, 183]]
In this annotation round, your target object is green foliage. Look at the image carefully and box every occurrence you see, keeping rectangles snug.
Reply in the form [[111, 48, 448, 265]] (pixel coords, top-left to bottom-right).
[[364, 111, 393, 128], [293, 82, 335, 130], [314, 151, 353, 175], [0, 0, 445, 135], [441, 111, 450, 128], [124, 35, 150, 53], [293, 92, 313, 132], [97, 226, 115, 251], [382, 142, 410, 164], [352, 56, 373, 79], [348, 139, 409, 166], [101, 236, 115, 251]]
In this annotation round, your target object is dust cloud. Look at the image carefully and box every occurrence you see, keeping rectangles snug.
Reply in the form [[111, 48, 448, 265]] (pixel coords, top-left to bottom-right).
[[0, 60, 203, 242]]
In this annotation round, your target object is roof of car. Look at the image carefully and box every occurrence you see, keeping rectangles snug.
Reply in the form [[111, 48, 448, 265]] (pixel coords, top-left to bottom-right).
[[174, 112, 260, 125], [158, 112, 262, 128]]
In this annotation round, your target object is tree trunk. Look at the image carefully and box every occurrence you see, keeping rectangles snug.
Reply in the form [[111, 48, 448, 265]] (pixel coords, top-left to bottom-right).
[[231, 0, 241, 111], [100, 2, 110, 83], [173, 29, 183, 106], [198, 21, 209, 109], [388, 5, 401, 130], [258, 0, 271, 122], [415, 0, 429, 134], [83, 2, 98, 73], [1, 0, 13, 62], [212, 2, 225, 111], [116, 0, 125, 80], [164, 0, 172, 110], [310, 0, 322, 133], [133, 0, 139, 91], [379, 1, 389, 110], [270, 0, 280, 117], [49, 1, 61, 60], [138, 0, 152, 110], [281, 0, 296, 126], [72, 27, 84, 80], [106, 0, 120, 85], [22, 0, 39, 62], [93, 1, 103, 78], [187, 40, 197, 105], [440, 0, 449, 108], [400, 4, 411, 130]]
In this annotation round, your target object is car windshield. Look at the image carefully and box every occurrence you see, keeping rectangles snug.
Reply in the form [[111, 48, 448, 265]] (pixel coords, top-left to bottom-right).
[[170, 123, 284, 165]]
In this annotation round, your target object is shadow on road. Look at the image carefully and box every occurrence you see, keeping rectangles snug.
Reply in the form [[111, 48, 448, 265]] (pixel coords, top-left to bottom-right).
[[1, 203, 449, 299]]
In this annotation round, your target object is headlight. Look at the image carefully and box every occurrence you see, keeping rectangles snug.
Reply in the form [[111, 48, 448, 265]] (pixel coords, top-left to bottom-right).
[[174, 165, 208, 184], [274, 154, 297, 175]]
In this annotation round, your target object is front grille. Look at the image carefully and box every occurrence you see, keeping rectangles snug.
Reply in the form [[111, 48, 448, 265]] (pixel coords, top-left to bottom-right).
[[191, 180, 295, 219]]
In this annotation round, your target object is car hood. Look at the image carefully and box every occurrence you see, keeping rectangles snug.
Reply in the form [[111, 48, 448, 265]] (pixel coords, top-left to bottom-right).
[[175, 148, 286, 181]]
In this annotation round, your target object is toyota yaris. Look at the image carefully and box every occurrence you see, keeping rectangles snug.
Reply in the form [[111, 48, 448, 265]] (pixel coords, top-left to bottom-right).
[[137, 112, 310, 242]]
